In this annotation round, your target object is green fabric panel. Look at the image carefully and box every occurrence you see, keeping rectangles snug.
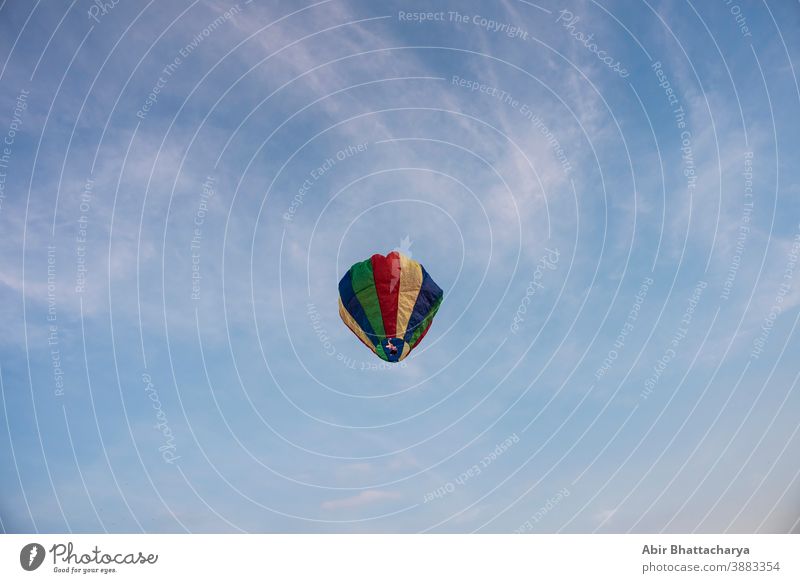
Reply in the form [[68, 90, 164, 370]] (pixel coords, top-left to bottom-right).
[[407, 295, 442, 348], [350, 259, 386, 339]]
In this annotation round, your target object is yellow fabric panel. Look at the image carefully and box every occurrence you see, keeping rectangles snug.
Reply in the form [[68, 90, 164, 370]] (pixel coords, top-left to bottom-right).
[[339, 298, 376, 354], [399, 341, 411, 361], [395, 254, 423, 336]]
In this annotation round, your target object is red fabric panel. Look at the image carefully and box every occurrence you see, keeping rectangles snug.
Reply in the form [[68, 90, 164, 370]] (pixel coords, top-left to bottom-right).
[[371, 252, 401, 337]]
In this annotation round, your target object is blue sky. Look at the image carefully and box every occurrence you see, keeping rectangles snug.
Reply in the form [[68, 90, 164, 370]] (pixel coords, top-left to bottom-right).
[[0, 0, 799, 533]]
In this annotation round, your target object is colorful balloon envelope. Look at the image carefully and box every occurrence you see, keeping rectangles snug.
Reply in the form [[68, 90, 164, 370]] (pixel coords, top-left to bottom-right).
[[338, 251, 443, 362]]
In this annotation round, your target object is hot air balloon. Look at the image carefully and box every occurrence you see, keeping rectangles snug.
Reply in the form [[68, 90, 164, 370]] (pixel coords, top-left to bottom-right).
[[338, 251, 443, 362]]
